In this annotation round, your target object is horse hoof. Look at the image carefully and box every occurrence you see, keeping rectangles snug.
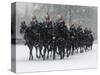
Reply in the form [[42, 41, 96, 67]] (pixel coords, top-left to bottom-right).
[[53, 58, 55, 60], [60, 57, 63, 60], [38, 56, 41, 59], [80, 50, 83, 53], [67, 55, 69, 57], [36, 55, 39, 58], [29, 58, 32, 61], [42, 55, 45, 60], [71, 53, 74, 55], [47, 57, 49, 60]]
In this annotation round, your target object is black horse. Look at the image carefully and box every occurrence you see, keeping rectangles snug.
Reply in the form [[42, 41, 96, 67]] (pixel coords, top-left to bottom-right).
[[20, 21, 34, 60]]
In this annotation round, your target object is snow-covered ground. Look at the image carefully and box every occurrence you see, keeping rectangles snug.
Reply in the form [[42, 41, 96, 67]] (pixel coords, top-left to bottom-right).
[[16, 44, 98, 73]]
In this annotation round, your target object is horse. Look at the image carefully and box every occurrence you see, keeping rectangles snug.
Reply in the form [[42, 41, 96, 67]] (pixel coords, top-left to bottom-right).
[[20, 21, 38, 60]]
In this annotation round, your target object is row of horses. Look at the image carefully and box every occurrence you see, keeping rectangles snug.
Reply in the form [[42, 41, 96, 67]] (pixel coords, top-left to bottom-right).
[[20, 19, 94, 61]]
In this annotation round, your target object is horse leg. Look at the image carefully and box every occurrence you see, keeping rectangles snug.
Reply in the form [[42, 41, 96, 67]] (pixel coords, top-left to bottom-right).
[[38, 46, 41, 59], [29, 50, 33, 60], [47, 50, 49, 60], [75, 44, 78, 54], [85, 44, 88, 52], [66, 41, 70, 55], [91, 45, 92, 50], [71, 45, 74, 55], [60, 51, 63, 59], [43, 47, 46, 60], [53, 47, 56, 60], [62, 47, 65, 59], [56, 46, 59, 55], [59, 47, 62, 59], [28, 45, 33, 60], [38, 45, 43, 58], [53, 51, 56, 60], [50, 46, 52, 57], [35, 47, 39, 58], [76, 47, 78, 54], [90, 42, 93, 50], [66, 47, 69, 57], [80, 46, 83, 53]]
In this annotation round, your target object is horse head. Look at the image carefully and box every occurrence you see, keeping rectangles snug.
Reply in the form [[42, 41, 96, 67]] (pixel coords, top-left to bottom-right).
[[20, 21, 27, 34]]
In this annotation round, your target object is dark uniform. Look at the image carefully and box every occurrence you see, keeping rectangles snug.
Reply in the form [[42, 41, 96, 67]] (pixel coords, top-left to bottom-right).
[[69, 24, 76, 55], [42, 20, 53, 60], [30, 17, 40, 59], [55, 16, 66, 59], [76, 26, 83, 53]]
